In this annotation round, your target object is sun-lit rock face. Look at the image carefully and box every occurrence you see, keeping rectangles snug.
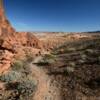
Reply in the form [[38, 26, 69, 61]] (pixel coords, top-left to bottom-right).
[[0, 0, 15, 36], [0, 0, 43, 74], [0, 0, 42, 50]]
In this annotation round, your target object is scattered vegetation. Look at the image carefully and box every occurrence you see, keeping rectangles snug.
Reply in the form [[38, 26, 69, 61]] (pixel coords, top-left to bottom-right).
[[17, 77, 37, 97], [0, 54, 37, 100], [25, 53, 35, 63], [36, 54, 56, 66], [0, 35, 100, 100], [66, 67, 74, 73], [11, 60, 24, 71], [0, 71, 21, 83], [2, 76, 37, 100]]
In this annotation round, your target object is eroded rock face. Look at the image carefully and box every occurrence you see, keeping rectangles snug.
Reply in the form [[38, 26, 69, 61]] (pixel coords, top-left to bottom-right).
[[0, 5, 42, 50], [0, 7, 15, 36], [0, 6, 43, 74], [0, 50, 14, 74], [0, 32, 42, 52]]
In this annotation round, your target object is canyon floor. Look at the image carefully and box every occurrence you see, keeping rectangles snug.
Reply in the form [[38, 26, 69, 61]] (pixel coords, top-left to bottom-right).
[[0, 32, 100, 100]]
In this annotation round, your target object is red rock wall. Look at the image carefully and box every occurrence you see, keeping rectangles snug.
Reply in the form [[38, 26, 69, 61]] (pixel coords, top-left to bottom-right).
[[0, 5, 43, 74], [0, 7, 42, 51]]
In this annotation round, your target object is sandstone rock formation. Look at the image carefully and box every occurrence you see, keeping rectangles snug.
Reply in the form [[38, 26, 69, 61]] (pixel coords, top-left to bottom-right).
[[0, 1, 42, 74]]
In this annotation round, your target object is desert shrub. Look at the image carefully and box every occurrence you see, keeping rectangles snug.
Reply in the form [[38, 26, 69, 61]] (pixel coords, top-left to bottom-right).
[[0, 57, 36, 100], [12, 60, 32, 75], [85, 49, 94, 54], [2, 75, 37, 99], [0, 91, 13, 100], [78, 59, 85, 64], [44, 54, 56, 59], [35, 54, 56, 66], [56, 47, 77, 54], [0, 71, 21, 83], [25, 54, 34, 63], [11, 60, 24, 71], [17, 76, 37, 97], [81, 54, 87, 60], [66, 67, 74, 73], [22, 63, 32, 75], [37, 54, 56, 66], [68, 62, 76, 67], [36, 59, 49, 66]]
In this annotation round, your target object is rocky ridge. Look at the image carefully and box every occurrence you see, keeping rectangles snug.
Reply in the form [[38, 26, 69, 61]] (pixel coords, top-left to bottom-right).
[[0, 6, 42, 74]]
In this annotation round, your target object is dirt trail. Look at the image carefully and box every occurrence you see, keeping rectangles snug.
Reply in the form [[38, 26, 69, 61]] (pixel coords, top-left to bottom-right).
[[30, 58, 61, 100]]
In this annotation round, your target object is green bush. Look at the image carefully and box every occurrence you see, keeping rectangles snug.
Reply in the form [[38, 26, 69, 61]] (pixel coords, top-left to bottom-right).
[[17, 77, 37, 96], [36, 54, 56, 66], [2, 75, 37, 99], [11, 60, 24, 71], [0, 71, 21, 83], [0, 56, 37, 100], [12, 60, 32, 75]]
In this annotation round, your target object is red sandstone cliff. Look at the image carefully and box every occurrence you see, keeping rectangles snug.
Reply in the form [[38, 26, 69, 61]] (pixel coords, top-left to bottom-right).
[[0, 4, 43, 74]]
